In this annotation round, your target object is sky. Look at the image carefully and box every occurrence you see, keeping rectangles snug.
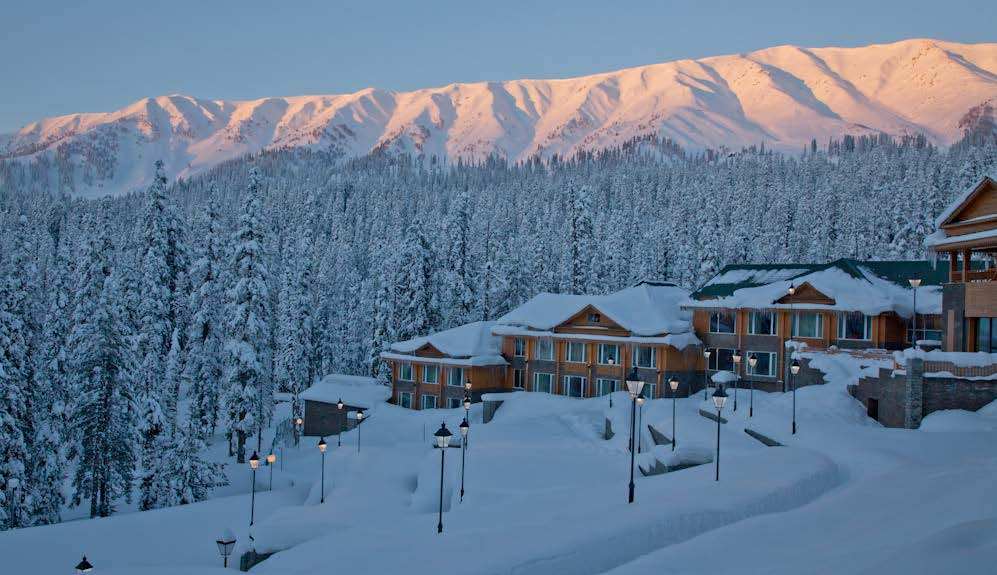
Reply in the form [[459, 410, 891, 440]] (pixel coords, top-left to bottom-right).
[[1, 0, 994, 133]]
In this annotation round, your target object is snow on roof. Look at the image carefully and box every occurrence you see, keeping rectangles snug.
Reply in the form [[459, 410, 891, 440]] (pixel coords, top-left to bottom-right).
[[300, 373, 390, 408], [390, 321, 502, 359], [495, 282, 693, 337], [924, 227, 997, 249], [933, 176, 995, 228], [688, 260, 944, 317]]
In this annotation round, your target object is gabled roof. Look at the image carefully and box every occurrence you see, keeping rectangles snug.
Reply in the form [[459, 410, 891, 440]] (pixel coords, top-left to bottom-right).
[[934, 176, 996, 228], [495, 281, 693, 337], [389, 321, 502, 359], [688, 259, 946, 317]]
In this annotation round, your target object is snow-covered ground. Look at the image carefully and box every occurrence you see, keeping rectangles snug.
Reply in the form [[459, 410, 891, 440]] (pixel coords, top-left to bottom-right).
[[2, 367, 995, 574]]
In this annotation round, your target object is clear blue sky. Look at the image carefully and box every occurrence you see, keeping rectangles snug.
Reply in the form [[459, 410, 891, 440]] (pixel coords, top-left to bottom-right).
[[1, 0, 994, 132]]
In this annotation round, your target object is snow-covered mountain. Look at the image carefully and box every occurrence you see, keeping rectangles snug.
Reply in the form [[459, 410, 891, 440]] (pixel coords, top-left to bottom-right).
[[2, 38, 995, 196]]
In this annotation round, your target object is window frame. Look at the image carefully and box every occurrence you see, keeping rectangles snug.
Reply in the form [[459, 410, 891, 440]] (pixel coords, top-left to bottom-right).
[[421, 394, 438, 409], [447, 366, 464, 387], [447, 397, 461, 409], [837, 312, 872, 341], [533, 372, 553, 394], [792, 312, 824, 339], [597, 343, 620, 365], [422, 364, 439, 385], [632, 345, 657, 369], [709, 310, 736, 334], [562, 375, 587, 398], [746, 351, 777, 377], [535, 338, 555, 361], [513, 369, 525, 389], [514, 338, 526, 357], [399, 391, 412, 409], [398, 362, 413, 382], [707, 347, 735, 372], [566, 341, 587, 363], [748, 311, 777, 336], [596, 378, 618, 396]]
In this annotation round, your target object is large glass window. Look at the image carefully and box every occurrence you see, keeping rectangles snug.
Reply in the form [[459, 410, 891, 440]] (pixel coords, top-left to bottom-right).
[[632, 346, 657, 368], [423, 365, 439, 384], [793, 312, 823, 339], [976, 318, 997, 353], [535, 339, 555, 361], [908, 314, 943, 346], [533, 372, 553, 393], [596, 378, 618, 396], [514, 338, 526, 357], [398, 363, 413, 382], [448, 397, 461, 409], [399, 392, 412, 409], [747, 352, 776, 377], [598, 344, 619, 365], [709, 310, 736, 334], [563, 375, 586, 398], [513, 369, 525, 389], [447, 367, 464, 387], [707, 348, 735, 372], [566, 342, 587, 363], [642, 383, 657, 399], [837, 312, 872, 341], [422, 395, 438, 409], [749, 311, 776, 335]]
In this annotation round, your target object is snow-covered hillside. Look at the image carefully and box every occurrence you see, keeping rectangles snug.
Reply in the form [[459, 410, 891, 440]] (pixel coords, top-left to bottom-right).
[[2, 38, 995, 197]]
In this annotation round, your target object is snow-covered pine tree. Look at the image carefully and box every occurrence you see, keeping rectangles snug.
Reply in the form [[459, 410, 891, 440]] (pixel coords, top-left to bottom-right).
[[0, 234, 30, 530], [157, 421, 228, 506], [443, 189, 476, 327], [224, 168, 272, 463], [567, 185, 595, 294]]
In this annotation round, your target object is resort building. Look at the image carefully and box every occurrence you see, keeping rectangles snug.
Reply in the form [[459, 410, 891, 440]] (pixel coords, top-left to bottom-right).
[[381, 321, 507, 410], [491, 280, 701, 399], [685, 259, 945, 391]]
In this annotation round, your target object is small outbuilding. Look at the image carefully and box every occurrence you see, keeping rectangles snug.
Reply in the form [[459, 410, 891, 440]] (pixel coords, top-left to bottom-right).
[[300, 374, 391, 437]]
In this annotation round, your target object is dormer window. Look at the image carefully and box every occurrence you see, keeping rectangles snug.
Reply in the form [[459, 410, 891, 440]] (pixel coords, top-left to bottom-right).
[[588, 313, 601, 323]]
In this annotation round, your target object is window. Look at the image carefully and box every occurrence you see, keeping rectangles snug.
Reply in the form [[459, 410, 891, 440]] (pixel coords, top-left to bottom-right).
[[563, 375, 586, 398], [632, 346, 657, 369], [709, 310, 736, 334], [533, 372, 553, 394], [908, 314, 943, 346], [448, 397, 461, 409], [746, 352, 776, 377], [398, 363, 413, 382], [707, 348, 735, 372], [749, 311, 776, 335], [423, 365, 439, 384], [642, 383, 656, 399], [597, 344, 619, 365], [566, 342, 587, 363], [399, 392, 412, 409], [513, 369, 525, 389], [837, 312, 872, 341], [447, 367, 464, 387], [792, 312, 823, 339], [535, 339, 554, 361], [596, 378, 618, 396], [514, 338, 526, 357], [588, 313, 601, 323], [422, 395, 438, 409]]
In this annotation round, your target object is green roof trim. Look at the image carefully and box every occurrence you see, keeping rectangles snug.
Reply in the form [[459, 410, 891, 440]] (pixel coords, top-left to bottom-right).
[[691, 258, 949, 300]]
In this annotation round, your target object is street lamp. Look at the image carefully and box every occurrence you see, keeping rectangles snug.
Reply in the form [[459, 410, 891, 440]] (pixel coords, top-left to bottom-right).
[[607, 357, 616, 407], [249, 451, 259, 543], [669, 376, 679, 451], [75, 555, 93, 574], [702, 349, 712, 400], [712, 385, 728, 481], [266, 452, 276, 491], [787, 284, 796, 393], [336, 399, 344, 447], [459, 418, 469, 502], [464, 378, 472, 393], [317, 437, 327, 503], [731, 350, 742, 412], [747, 353, 758, 418], [624, 367, 644, 504], [295, 417, 304, 447], [462, 394, 472, 447], [635, 391, 645, 453], [791, 359, 801, 435], [216, 529, 237, 568], [355, 410, 365, 454], [909, 278, 921, 349], [433, 422, 455, 533]]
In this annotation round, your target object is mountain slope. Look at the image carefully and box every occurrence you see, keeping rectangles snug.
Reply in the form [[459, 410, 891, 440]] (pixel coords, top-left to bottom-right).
[[2, 38, 995, 197]]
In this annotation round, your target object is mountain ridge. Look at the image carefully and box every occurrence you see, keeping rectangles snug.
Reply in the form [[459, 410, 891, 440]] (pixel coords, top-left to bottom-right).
[[2, 38, 995, 197]]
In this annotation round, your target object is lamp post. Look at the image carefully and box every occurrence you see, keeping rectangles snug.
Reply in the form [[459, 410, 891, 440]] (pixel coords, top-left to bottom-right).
[[432, 422, 456, 533], [462, 394, 472, 447], [747, 353, 757, 418], [216, 529, 237, 568], [336, 398, 344, 447], [249, 451, 259, 543], [459, 418, 469, 502], [635, 392, 645, 453], [909, 278, 921, 349], [712, 385, 728, 481], [317, 437, 327, 503], [731, 350, 742, 413], [266, 452, 276, 491], [702, 349, 712, 400], [669, 376, 679, 451], [355, 410, 365, 454], [625, 367, 644, 504], [75, 555, 93, 574], [295, 417, 304, 448], [464, 378, 472, 394], [791, 359, 800, 434], [787, 284, 796, 393]]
